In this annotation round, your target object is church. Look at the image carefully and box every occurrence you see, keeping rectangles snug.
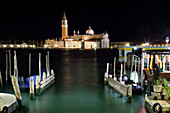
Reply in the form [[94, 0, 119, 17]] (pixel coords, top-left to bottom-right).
[[45, 13, 110, 49]]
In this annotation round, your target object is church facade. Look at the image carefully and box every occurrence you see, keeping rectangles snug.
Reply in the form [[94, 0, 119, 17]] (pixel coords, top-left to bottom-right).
[[45, 13, 110, 49]]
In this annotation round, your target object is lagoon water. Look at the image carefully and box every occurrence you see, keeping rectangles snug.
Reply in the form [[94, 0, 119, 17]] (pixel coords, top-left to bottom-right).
[[0, 49, 145, 113]]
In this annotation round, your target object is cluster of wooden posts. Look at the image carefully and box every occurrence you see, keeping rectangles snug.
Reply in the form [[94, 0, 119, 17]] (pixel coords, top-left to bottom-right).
[[0, 50, 55, 112], [104, 57, 132, 102], [29, 51, 55, 99]]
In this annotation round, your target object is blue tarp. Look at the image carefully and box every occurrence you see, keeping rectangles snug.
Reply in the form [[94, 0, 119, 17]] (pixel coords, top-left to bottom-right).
[[19, 69, 46, 88]]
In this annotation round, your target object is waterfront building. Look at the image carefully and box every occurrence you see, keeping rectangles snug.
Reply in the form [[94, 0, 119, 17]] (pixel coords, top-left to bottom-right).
[[45, 12, 110, 49], [0, 42, 36, 48], [62, 13, 110, 49], [45, 39, 64, 48], [64, 26, 109, 49]]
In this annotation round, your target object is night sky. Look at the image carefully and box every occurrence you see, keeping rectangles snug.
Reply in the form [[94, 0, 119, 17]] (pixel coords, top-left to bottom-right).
[[1, 1, 170, 43]]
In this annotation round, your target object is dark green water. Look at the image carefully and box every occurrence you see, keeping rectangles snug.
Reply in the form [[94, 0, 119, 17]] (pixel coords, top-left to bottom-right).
[[0, 49, 145, 113]]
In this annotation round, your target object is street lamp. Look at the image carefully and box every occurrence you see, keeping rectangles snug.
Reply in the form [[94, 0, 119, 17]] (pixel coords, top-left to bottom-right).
[[166, 37, 169, 45]]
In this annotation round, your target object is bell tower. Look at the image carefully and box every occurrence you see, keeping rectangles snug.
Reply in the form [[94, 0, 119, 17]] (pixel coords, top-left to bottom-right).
[[61, 12, 68, 40]]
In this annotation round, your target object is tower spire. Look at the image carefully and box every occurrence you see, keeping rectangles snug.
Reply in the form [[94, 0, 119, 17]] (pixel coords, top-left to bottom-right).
[[61, 12, 68, 40], [63, 12, 66, 20]]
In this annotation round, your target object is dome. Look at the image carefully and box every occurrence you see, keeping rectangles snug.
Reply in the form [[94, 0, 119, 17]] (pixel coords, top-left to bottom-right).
[[86, 26, 94, 35]]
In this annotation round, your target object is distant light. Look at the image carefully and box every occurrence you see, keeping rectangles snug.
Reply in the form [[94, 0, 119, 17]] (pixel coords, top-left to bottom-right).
[[125, 43, 130, 46], [30, 45, 33, 47], [134, 47, 137, 50], [25, 45, 27, 47], [17, 45, 20, 48], [93, 43, 97, 48], [44, 45, 48, 48], [79, 44, 81, 48], [141, 44, 145, 46], [141, 43, 149, 46], [10, 45, 13, 48], [54, 45, 58, 48], [166, 37, 169, 43], [21, 44, 24, 47], [145, 43, 149, 46], [167, 47, 170, 50], [33, 45, 35, 48], [3, 45, 7, 48]]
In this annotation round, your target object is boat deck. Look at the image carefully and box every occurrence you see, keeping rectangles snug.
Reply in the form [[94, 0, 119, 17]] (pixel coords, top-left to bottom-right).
[[0, 93, 17, 112]]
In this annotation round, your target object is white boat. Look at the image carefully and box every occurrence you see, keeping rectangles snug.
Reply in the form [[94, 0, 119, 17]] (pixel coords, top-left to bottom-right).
[[0, 93, 17, 113]]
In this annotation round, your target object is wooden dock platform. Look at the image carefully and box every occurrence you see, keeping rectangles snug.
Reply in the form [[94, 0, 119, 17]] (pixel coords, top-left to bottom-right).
[[39, 75, 55, 92], [145, 95, 170, 113], [105, 77, 132, 102], [0, 93, 17, 113]]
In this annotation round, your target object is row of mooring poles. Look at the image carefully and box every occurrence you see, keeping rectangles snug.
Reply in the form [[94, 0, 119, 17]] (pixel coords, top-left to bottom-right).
[[128, 54, 143, 89], [3, 50, 12, 85], [1, 50, 45, 103], [141, 52, 144, 91], [124, 60, 126, 75], [29, 51, 50, 99], [0, 50, 12, 86], [29, 53, 34, 99], [107, 57, 126, 81], [130, 56, 138, 84], [39, 53, 41, 80], [6, 53, 8, 83], [36, 53, 41, 95], [29, 53, 31, 77], [11, 50, 22, 107], [46, 51, 50, 78], [113, 57, 116, 80]]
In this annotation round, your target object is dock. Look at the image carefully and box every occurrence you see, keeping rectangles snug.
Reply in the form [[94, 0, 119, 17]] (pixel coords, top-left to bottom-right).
[[39, 72, 55, 92], [104, 61, 132, 102], [0, 93, 17, 113], [105, 77, 132, 102], [37, 51, 55, 93], [145, 95, 170, 113]]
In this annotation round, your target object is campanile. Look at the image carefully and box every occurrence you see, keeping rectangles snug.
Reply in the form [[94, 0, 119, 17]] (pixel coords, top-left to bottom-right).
[[61, 12, 68, 40]]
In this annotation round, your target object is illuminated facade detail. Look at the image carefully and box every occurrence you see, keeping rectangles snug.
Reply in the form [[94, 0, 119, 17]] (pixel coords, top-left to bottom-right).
[[61, 12, 68, 40], [86, 26, 94, 35], [101, 33, 109, 48], [65, 26, 109, 49], [45, 39, 64, 48]]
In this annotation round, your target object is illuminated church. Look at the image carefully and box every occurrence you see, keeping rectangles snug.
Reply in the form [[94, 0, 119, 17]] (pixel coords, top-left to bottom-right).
[[45, 13, 110, 49], [61, 12, 110, 49]]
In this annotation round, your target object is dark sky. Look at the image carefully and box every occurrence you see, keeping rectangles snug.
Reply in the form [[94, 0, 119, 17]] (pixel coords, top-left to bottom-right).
[[1, 1, 170, 42]]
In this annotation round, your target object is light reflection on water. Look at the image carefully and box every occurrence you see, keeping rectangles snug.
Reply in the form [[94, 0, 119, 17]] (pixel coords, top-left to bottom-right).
[[0, 49, 145, 113]]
